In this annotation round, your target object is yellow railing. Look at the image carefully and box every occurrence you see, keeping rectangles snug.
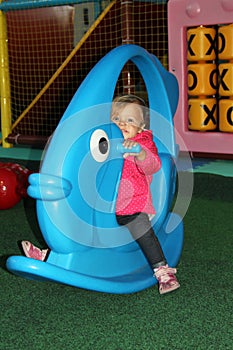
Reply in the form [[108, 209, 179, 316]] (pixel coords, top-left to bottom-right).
[[0, 1, 12, 148]]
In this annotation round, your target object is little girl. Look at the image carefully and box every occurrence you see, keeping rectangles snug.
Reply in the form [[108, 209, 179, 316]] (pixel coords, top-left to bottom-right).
[[22, 94, 180, 295], [111, 95, 180, 294]]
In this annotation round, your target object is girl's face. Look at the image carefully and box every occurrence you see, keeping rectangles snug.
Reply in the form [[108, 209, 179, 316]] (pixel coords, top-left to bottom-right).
[[111, 103, 144, 139]]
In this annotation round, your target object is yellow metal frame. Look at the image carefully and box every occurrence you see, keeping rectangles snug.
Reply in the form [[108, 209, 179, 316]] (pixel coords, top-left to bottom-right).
[[0, 1, 12, 148]]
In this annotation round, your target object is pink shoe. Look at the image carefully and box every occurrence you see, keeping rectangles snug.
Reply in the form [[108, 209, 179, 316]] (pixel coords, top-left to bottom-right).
[[154, 265, 180, 295], [21, 241, 48, 261]]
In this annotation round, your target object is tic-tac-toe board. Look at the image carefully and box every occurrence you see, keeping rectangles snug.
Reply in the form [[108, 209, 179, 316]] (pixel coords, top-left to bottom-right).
[[168, 0, 233, 155]]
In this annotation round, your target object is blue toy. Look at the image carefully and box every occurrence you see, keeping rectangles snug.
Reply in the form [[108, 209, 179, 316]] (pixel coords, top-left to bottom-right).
[[6, 45, 183, 294]]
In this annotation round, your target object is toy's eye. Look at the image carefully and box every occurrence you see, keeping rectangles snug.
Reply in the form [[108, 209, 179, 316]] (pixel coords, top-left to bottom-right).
[[90, 129, 110, 162]]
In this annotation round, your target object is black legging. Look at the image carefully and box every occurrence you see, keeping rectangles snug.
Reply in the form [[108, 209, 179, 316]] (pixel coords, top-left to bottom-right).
[[116, 212, 167, 270]]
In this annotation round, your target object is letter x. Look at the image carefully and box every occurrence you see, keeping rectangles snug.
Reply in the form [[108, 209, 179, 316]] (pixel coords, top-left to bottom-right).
[[201, 104, 217, 125], [219, 69, 229, 91], [188, 34, 195, 56], [205, 34, 216, 56]]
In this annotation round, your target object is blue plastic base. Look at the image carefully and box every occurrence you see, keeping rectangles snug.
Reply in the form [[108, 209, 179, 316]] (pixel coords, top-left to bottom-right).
[[7, 213, 183, 294]]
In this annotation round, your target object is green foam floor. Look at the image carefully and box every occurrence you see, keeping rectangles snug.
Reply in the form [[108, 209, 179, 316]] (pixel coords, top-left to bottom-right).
[[192, 160, 233, 177]]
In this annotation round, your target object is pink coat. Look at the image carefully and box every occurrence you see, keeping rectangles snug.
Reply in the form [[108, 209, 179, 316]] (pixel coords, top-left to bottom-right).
[[116, 130, 161, 216]]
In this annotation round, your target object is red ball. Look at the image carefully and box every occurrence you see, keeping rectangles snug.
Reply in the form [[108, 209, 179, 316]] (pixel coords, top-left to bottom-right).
[[0, 167, 22, 210]]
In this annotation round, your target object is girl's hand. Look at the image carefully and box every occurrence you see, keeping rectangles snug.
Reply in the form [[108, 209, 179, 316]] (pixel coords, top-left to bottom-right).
[[122, 140, 146, 161]]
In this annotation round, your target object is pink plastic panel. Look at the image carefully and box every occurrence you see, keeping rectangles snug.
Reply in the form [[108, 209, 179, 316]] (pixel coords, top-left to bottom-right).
[[168, 0, 233, 154]]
